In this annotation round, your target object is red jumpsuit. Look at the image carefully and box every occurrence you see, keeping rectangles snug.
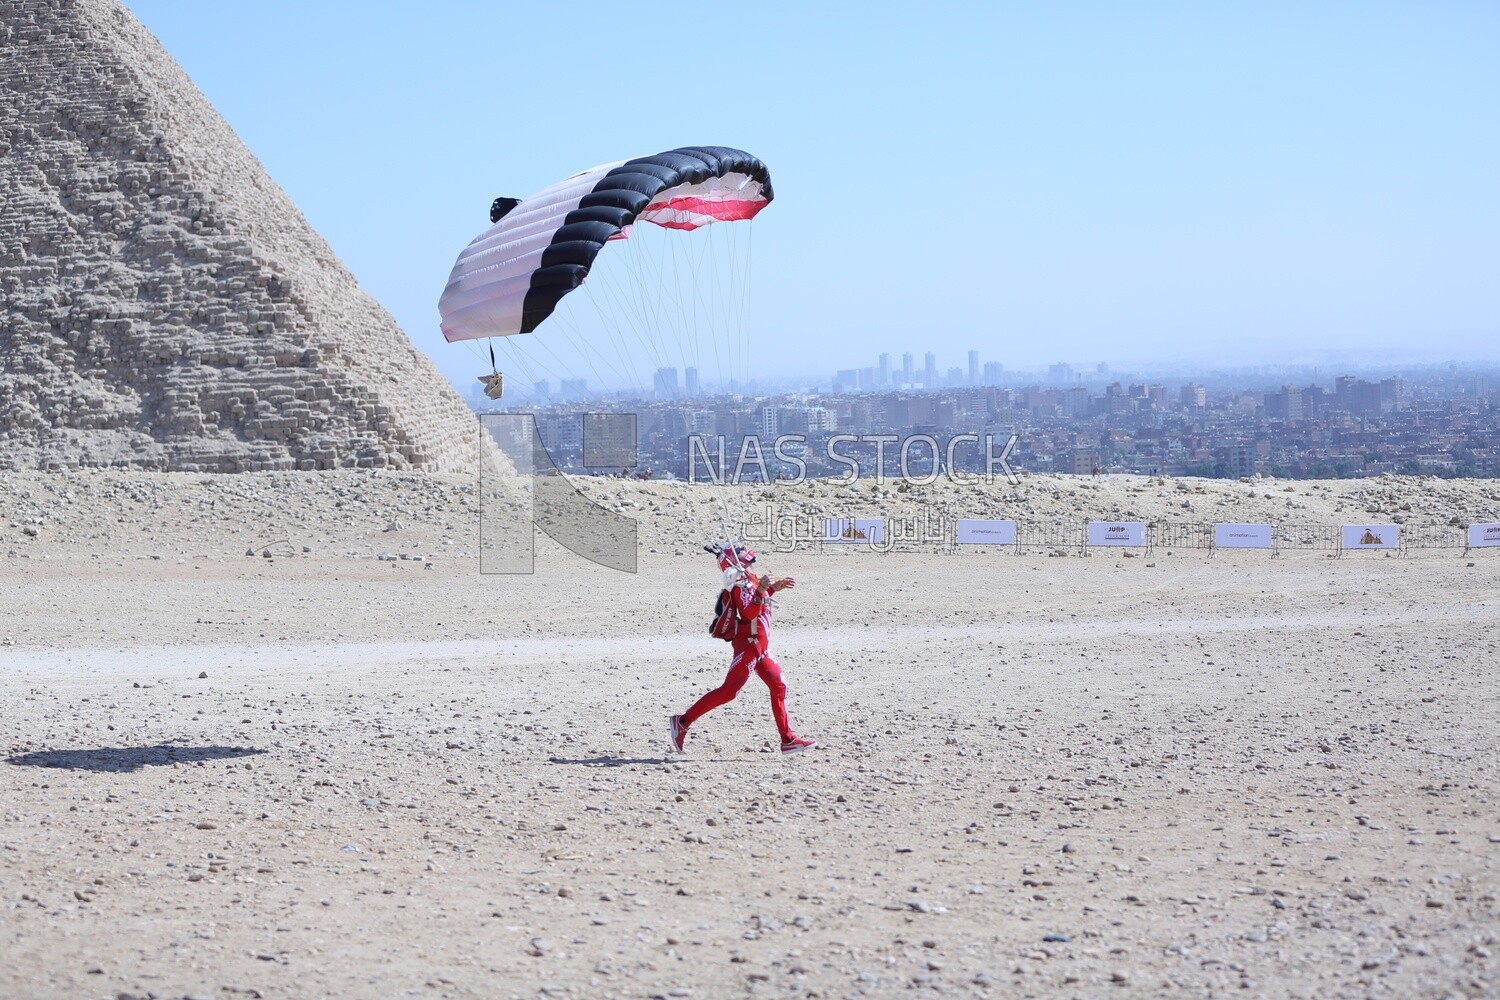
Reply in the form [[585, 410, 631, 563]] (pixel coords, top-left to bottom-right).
[[681, 573, 793, 742]]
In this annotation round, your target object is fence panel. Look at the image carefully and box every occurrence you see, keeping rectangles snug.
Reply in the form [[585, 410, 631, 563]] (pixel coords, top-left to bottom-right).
[[1402, 522, 1466, 549], [1017, 521, 1086, 554], [1275, 523, 1342, 551], [1151, 522, 1215, 550]]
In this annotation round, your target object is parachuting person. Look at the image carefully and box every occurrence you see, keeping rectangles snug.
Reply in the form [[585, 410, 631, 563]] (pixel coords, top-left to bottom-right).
[[670, 545, 817, 755]]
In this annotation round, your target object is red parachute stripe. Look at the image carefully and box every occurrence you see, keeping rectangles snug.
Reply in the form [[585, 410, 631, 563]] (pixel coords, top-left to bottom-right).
[[642, 197, 768, 228]]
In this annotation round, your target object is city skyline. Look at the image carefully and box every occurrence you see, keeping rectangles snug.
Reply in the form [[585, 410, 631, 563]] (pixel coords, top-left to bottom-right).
[[524, 365, 1498, 482]]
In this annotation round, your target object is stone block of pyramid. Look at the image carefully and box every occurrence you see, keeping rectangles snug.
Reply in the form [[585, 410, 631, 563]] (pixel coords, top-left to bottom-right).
[[0, 0, 482, 472]]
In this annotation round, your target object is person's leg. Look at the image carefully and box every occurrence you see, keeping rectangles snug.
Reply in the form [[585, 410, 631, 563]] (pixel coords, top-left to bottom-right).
[[754, 653, 794, 743], [681, 646, 755, 728]]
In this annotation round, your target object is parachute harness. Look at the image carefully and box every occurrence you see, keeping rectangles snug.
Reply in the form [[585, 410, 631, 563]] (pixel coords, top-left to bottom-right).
[[478, 341, 504, 400]]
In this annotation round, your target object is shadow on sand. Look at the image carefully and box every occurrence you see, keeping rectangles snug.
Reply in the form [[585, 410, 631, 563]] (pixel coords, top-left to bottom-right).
[[5, 743, 267, 773], [547, 756, 676, 767]]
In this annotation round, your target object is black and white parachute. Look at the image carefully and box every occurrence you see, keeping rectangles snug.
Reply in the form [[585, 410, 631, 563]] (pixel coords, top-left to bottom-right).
[[439, 146, 773, 345]]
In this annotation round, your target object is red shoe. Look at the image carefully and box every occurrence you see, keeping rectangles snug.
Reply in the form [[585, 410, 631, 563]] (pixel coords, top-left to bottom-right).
[[669, 715, 688, 753], [780, 735, 817, 755]]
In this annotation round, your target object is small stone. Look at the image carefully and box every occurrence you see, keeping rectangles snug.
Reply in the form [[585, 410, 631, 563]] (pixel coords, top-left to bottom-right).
[[198, 671, 208, 679]]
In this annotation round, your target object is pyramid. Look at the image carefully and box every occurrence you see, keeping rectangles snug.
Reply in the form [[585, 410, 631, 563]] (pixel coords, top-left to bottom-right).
[[0, 0, 482, 472]]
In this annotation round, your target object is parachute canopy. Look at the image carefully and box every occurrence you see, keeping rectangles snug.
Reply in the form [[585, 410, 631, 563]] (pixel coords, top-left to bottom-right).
[[439, 146, 773, 344]]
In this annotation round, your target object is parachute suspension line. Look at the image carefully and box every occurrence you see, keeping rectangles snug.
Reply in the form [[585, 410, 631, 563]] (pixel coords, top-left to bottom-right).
[[552, 312, 629, 399], [548, 260, 645, 397], [493, 338, 541, 397], [624, 225, 676, 380], [524, 319, 608, 396], [741, 221, 755, 393], [587, 237, 669, 378], [672, 228, 698, 384]]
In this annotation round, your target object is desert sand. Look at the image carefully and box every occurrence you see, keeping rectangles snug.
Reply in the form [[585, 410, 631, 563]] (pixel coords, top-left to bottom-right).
[[2, 471, 1498, 999]]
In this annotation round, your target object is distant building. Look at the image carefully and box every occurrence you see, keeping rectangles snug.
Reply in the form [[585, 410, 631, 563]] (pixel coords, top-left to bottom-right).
[[1069, 448, 1101, 475], [559, 378, 587, 401], [901, 352, 914, 386], [759, 406, 778, 436], [1180, 384, 1206, 408], [1049, 362, 1075, 385], [653, 367, 679, 399], [946, 366, 964, 387], [533, 379, 551, 401], [1334, 376, 1383, 416], [967, 349, 979, 386], [684, 366, 699, 396], [804, 406, 835, 433], [878, 353, 891, 386], [923, 352, 937, 388], [982, 361, 1003, 385]]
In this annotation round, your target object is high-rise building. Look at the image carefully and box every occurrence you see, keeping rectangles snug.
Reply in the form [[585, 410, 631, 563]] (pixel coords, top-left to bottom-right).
[[684, 366, 699, 396], [946, 367, 964, 387], [878, 353, 891, 386], [967, 350, 979, 386], [923, 352, 937, 388], [1048, 362, 1075, 385], [533, 379, 551, 401], [1180, 384, 1206, 409], [759, 406, 779, 437], [901, 352, 914, 386], [559, 378, 587, 401], [653, 366, 679, 399], [982, 361, 1003, 385]]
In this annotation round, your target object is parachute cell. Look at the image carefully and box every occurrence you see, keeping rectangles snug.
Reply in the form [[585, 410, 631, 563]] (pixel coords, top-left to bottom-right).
[[439, 146, 772, 344]]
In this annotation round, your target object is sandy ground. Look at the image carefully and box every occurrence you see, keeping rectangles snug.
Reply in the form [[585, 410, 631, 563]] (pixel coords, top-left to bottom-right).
[[2, 471, 1498, 999]]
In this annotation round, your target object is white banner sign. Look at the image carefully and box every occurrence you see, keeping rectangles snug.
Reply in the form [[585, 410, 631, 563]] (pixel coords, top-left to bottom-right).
[[1087, 521, 1146, 547], [1469, 522, 1500, 548], [1214, 523, 1274, 549], [1342, 524, 1399, 550], [956, 519, 1018, 545], [824, 518, 886, 544]]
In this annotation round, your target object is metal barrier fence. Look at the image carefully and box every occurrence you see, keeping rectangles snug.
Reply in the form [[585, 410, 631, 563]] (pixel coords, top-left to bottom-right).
[[1275, 523, 1342, 552], [1401, 523, 1467, 549], [735, 517, 1487, 557], [1150, 522, 1214, 551], [1016, 521, 1085, 554]]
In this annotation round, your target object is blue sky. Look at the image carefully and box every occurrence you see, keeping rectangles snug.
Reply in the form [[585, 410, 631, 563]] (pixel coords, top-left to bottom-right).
[[123, 1, 1499, 390]]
